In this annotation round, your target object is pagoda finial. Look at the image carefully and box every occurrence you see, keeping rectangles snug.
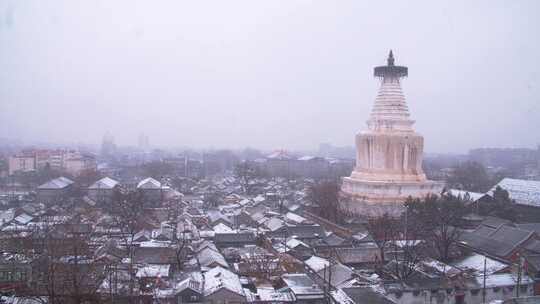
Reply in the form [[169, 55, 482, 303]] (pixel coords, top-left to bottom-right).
[[374, 50, 407, 78], [387, 50, 394, 66]]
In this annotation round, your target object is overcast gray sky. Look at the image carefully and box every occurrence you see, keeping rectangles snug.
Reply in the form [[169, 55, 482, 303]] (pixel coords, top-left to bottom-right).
[[1, 0, 539, 153]]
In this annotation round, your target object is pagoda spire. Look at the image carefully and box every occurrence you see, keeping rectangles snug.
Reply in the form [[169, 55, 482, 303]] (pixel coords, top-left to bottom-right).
[[368, 51, 414, 131], [387, 50, 394, 66]]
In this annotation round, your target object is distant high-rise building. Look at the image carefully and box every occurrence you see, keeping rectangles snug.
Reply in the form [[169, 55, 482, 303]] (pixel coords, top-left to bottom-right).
[[100, 132, 117, 159], [138, 133, 150, 151]]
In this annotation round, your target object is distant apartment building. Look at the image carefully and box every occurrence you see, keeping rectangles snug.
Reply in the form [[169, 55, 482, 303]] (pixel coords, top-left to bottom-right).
[[8, 149, 97, 176], [256, 150, 354, 179], [8, 151, 36, 175]]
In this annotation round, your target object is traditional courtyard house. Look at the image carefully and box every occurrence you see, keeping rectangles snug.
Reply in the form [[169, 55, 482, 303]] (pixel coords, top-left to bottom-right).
[[202, 266, 246, 304], [522, 254, 540, 295], [197, 247, 229, 269], [276, 237, 312, 260], [459, 224, 538, 262], [214, 232, 257, 248], [382, 256, 534, 304], [485, 178, 540, 222], [136, 264, 171, 293], [176, 275, 203, 304], [245, 286, 295, 304], [133, 246, 177, 266], [451, 253, 510, 276], [487, 178, 540, 208], [0, 254, 31, 294], [331, 287, 396, 304], [278, 273, 325, 304], [335, 243, 381, 268]]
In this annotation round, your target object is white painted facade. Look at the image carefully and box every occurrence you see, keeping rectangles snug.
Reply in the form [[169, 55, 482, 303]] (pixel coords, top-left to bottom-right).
[[342, 53, 443, 216]]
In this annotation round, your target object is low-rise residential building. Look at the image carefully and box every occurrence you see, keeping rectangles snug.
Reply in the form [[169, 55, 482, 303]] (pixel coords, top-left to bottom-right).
[[36, 176, 74, 203], [87, 177, 119, 203]]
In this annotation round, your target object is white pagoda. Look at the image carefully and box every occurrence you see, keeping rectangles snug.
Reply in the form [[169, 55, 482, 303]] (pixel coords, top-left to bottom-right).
[[341, 51, 443, 216]]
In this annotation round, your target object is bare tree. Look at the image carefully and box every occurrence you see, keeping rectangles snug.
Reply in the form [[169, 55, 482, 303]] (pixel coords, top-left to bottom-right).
[[446, 161, 491, 192], [12, 215, 106, 304], [110, 188, 145, 303], [243, 251, 281, 279], [308, 181, 341, 223], [234, 161, 260, 194], [366, 213, 399, 263], [404, 194, 467, 262], [387, 238, 423, 281]]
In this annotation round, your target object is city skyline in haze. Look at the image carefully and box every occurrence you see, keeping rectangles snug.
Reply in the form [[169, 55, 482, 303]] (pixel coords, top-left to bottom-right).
[[1, 1, 539, 153]]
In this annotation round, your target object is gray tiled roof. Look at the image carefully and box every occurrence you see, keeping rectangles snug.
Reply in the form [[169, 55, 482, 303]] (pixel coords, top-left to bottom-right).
[[38, 176, 74, 190], [488, 178, 540, 207], [342, 287, 396, 304]]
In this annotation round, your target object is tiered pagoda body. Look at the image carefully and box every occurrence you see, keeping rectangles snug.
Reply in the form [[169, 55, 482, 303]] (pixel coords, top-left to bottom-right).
[[341, 51, 443, 216]]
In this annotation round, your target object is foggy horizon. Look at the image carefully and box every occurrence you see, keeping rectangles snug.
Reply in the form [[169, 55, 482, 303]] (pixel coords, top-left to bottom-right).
[[1, 1, 540, 154]]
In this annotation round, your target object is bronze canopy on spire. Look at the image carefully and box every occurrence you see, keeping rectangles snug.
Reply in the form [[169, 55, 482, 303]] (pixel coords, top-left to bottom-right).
[[374, 50, 408, 78]]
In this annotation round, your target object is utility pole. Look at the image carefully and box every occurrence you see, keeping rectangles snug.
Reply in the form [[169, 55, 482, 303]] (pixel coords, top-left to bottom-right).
[[160, 175, 164, 205], [482, 256, 487, 304], [516, 255, 523, 298]]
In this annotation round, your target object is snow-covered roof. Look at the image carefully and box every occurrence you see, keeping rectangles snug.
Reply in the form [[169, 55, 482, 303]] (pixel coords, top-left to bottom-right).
[[88, 177, 119, 190], [248, 287, 295, 302], [286, 238, 310, 250], [136, 264, 170, 278], [13, 213, 33, 225], [267, 150, 292, 160], [253, 195, 265, 203], [447, 189, 484, 201], [38, 176, 74, 189], [488, 178, 540, 207], [281, 274, 323, 296], [305, 256, 330, 272], [137, 177, 169, 189], [331, 289, 356, 304], [197, 247, 229, 269], [297, 156, 316, 161], [203, 266, 244, 297], [418, 258, 461, 278], [213, 222, 234, 233], [285, 212, 308, 224], [452, 253, 508, 275], [265, 217, 285, 231], [475, 273, 533, 288]]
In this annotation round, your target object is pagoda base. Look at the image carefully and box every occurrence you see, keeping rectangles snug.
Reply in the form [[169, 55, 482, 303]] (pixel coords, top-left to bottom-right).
[[340, 177, 444, 217]]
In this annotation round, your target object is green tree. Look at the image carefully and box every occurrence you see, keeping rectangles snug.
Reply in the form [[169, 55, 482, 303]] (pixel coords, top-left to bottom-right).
[[480, 186, 516, 221]]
